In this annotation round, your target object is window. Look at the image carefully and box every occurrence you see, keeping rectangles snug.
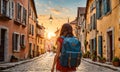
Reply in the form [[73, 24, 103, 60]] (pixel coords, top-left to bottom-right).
[[90, 16, 92, 31], [29, 24, 31, 34], [98, 36, 103, 57], [29, 24, 34, 36], [16, 3, 22, 22], [96, 0, 103, 19], [103, 0, 111, 15], [90, 1, 96, 12], [20, 35, 25, 46], [10, 0, 14, 19], [96, 0, 111, 19], [93, 14, 96, 29], [12, 33, 20, 52], [29, 43, 32, 57], [22, 8, 27, 25], [0, 0, 14, 19], [32, 25, 34, 35]]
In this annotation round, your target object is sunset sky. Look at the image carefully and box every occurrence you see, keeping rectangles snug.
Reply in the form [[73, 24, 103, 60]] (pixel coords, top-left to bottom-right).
[[35, 0, 86, 38]]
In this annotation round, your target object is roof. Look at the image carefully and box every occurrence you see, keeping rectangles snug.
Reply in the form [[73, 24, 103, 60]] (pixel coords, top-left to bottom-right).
[[31, 0, 38, 18], [85, 0, 91, 19], [70, 18, 77, 25], [77, 7, 86, 19]]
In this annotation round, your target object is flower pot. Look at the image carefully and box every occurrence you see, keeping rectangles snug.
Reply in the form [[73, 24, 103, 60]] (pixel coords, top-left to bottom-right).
[[11, 59, 18, 62], [112, 62, 120, 67]]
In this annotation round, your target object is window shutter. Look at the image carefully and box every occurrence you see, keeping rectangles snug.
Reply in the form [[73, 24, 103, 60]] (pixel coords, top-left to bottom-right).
[[12, 33, 15, 51], [12, 1, 14, 19], [0, 29, 1, 45], [10, 0, 14, 19], [93, 14, 96, 29], [15, 3, 18, 20], [23, 35, 25, 45], [21, 6, 23, 23], [23, 8, 27, 25], [6, 1, 10, 17], [92, 15, 94, 30], [96, 1, 100, 19], [18, 34, 20, 51], [32, 25, 34, 35], [9, 0, 14, 19], [93, 38, 96, 51], [0, 0, 3, 14], [20, 35, 22, 45], [103, 0, 107, 15], [90, 16, 92, 31], [29, 24, 31, 34], [107, 0, 111, 13], [98, 36, 102, 57], [90, 40, 92, 54]]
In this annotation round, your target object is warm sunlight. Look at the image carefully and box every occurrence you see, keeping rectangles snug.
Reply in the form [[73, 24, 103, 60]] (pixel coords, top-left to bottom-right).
[[47, 32, 56, 39]]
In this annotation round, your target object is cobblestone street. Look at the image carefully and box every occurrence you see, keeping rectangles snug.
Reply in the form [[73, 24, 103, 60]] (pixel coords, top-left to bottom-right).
[[1, 52, 119, 72]]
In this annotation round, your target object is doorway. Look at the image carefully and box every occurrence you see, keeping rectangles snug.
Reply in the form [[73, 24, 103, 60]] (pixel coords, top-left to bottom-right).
[[107, 31, 114, 62], [0, 29, 7, 61]]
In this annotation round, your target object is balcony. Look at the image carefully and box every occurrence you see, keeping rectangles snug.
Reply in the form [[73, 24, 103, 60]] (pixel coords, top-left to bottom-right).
[[14, 18, 21, 25]]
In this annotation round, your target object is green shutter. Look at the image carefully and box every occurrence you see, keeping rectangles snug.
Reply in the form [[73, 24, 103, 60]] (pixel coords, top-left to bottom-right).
[[103, 0, 107, 15], [98, 36, 102, 57], [107, 0, 111, 12], [96, 1, 100, 19]]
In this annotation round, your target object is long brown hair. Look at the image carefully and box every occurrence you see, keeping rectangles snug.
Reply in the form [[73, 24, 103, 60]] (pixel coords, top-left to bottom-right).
[[59, 23, 74, 37]]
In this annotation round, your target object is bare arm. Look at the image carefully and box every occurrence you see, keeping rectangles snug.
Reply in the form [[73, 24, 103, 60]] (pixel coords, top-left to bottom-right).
[[51, 41, 61, 72]]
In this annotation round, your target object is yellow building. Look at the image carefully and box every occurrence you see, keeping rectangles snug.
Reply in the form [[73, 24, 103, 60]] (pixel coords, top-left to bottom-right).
[[86, 0, 97, 55], [86, 0, 120, 62]]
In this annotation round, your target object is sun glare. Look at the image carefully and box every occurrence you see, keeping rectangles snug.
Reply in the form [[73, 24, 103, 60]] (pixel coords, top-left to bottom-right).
[[48, 32, 56, 39]]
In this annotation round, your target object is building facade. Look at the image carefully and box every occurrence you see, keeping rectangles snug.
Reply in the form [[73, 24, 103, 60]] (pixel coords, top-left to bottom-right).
[[70, 19, 77, 36], [86, 0, 97, 55], [36, 23, 45, 55], [86, 0, 120, 62], [0, 0, 28, 62], [76, 7, 86, 53], [28, 0, 38, 58]]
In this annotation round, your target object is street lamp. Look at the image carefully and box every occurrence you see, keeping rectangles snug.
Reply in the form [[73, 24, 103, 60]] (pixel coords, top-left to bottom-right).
[[49, 14, 53, 23]]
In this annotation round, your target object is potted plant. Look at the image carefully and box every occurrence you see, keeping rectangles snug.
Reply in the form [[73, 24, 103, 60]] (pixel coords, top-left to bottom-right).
[[98, 56, 106, 63], [91, 54, 97, 61], [102, 57, 106, 63], [112, 57, 120, 67], [21, 45, 26, 49], [10, 55, 18, 62]]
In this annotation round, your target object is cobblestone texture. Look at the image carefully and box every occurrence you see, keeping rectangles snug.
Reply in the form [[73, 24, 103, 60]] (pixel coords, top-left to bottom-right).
[[1, 52, 119, 72]]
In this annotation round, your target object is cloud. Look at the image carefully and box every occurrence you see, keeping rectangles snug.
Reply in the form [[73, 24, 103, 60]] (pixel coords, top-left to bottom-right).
[[61, 7, 69, 13], [50, 8, 61, 15]]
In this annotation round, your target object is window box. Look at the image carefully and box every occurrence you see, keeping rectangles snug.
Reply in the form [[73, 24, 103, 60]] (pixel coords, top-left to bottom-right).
[[10, 55, 18, 62], [21, 45, 26, 49], [14, 19, 21, 25]]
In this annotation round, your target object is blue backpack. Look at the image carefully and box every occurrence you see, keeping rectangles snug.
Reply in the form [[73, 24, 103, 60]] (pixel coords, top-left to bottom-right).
[[60, 36, 82, 67]]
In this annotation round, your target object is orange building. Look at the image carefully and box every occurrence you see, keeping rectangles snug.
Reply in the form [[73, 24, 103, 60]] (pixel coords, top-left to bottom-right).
[[0, 0, 28, 62], [28, 0, 38, 58]]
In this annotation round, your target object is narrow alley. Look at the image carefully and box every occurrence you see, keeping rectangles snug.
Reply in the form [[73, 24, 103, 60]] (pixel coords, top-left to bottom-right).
[[1, 53, 118, 72]]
